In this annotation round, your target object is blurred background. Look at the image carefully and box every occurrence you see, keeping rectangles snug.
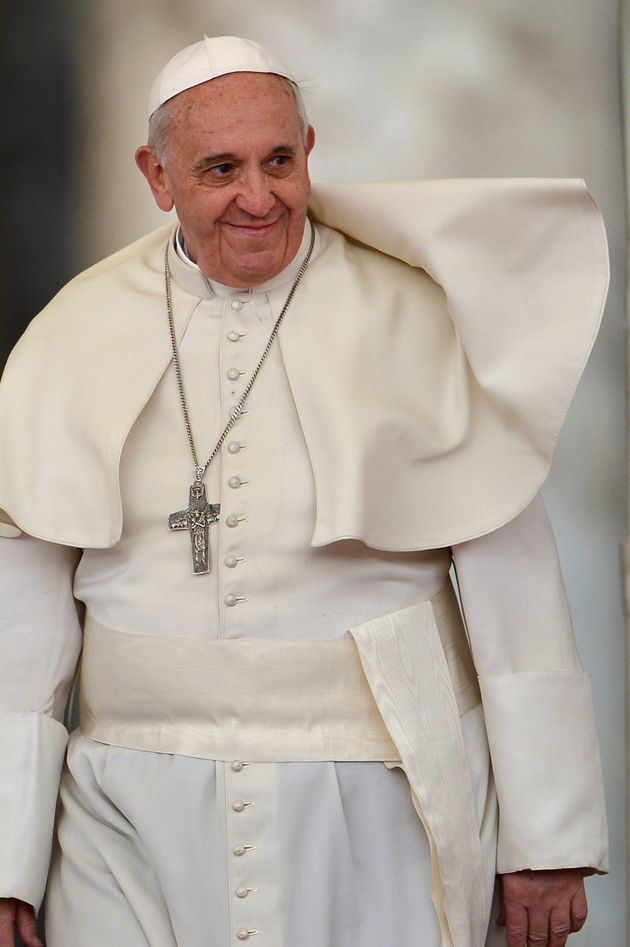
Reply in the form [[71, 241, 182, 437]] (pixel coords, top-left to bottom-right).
[[2, 1, 627, 943]]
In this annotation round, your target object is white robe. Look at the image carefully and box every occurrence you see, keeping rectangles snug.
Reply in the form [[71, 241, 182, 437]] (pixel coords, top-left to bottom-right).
[[0, 221, 607, 946]]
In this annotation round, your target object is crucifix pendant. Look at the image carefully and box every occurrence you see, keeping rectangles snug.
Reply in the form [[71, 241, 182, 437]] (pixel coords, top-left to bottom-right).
[[169, 480, 221, 575]]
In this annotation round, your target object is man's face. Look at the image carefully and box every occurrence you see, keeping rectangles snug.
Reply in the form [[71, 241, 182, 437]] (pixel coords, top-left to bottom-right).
[[137, 72, 314, 287]]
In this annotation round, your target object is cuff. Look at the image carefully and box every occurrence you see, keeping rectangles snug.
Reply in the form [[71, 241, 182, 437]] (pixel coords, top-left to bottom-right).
[[0, 711, 68, 908], [479, 670, 608, 875]]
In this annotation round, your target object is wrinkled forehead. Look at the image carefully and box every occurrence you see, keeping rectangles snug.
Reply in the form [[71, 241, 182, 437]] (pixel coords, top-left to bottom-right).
[[159, 73, 306, 156]]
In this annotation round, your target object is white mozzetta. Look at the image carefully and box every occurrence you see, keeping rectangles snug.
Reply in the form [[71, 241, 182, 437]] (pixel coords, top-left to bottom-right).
[[0, 180, 608, 551]]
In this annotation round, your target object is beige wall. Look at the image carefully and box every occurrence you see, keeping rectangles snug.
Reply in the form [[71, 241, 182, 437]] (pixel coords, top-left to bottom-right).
[[72, 3, 627, 942]]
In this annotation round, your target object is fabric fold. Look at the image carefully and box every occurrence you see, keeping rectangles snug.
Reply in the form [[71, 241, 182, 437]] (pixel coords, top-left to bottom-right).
[[0, 510, 20, 538]]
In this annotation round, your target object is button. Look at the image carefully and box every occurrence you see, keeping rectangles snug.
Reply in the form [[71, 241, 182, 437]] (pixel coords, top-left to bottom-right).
[[227, 442, 243, 454], [227, 331, 241, 342], [231, 299, 245, 311], [226, 514, 241, 528], [227, 368, 241, 381], [224, 594, 247, 608], [231, 760, 245, 772], [225, 556, 239, 569], [228, 476, 241, 489], [235, 887, 249, 899], [232, 800, 246, 812], [232, 843, 254, 856]]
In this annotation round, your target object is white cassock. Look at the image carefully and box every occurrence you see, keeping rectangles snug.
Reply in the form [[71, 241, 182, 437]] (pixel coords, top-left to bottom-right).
[[0, 183, 609, 947]]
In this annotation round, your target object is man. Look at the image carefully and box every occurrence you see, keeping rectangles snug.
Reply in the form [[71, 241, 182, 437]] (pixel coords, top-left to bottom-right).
[[0, 35, 608, 947]]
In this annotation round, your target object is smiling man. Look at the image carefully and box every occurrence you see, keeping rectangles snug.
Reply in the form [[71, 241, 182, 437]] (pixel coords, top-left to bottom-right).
[[0, 36, 609, 947], [136, 70, 315, 285]]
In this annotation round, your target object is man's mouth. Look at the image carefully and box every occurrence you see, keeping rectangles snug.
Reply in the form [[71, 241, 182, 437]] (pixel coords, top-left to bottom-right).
[[223, 218, 281, 237]]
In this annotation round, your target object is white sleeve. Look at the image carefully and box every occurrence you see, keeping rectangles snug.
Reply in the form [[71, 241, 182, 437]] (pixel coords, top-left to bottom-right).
[[451, 493, 608, 875], [0, 530, 82, 909]]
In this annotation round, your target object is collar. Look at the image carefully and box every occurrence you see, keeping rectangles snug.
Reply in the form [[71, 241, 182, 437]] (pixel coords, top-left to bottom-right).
[[169, 220, 314, 298]]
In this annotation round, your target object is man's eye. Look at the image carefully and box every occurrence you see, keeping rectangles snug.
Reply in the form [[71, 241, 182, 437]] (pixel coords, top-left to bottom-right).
[[209, 164, 233, 177], [269, 155, 291, 169]]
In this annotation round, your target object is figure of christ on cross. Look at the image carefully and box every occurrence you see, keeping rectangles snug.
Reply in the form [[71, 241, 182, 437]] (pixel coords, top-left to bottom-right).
[[169, 480, 221, 574]]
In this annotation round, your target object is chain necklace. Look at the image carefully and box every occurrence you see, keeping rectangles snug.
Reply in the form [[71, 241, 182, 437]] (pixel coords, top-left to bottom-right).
[[164, 228, 315, 574]]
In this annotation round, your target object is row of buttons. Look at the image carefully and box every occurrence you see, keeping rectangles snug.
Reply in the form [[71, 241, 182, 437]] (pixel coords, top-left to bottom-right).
[[224, 307, 280, 941], [230, 761, 260, 942], [226, 313, 247, 394], [224, 344, 248, 609], [224, 462, 246, 598]]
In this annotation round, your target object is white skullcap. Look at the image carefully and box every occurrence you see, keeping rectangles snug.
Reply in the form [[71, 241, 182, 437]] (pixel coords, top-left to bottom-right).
[[148, 36, 297, 118]]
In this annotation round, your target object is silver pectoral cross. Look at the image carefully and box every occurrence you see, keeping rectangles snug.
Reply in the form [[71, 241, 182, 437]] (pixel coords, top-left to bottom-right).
[[169, 480, 221, 575]]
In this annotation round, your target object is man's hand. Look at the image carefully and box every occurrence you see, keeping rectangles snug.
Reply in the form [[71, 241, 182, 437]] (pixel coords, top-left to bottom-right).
[[498, 868, 587, 946], [0, 899, 42, 947]]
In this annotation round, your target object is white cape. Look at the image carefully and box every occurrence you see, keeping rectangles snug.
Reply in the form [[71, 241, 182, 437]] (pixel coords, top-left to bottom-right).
[[0, 179, 608, 550]]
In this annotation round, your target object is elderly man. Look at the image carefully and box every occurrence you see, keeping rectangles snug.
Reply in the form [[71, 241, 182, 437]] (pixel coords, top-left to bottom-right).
[[0, 35, 608, 947]]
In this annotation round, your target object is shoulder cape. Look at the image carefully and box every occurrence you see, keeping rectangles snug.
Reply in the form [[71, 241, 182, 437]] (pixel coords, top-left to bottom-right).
[[0, 179, 608, 549]]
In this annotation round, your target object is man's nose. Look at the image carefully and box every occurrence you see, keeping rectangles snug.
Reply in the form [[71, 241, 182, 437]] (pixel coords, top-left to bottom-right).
[[234, 171, 276, 218]]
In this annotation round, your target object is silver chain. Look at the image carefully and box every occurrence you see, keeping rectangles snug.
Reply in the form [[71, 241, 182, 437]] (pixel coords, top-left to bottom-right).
[[164, 227, 315, 482]]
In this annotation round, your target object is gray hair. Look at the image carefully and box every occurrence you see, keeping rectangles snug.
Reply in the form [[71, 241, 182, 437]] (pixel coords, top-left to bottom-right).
[[148, 77, 310, 166]]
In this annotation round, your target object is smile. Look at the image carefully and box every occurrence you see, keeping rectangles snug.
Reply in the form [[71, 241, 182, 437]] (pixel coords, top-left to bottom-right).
[[223, 219, 281, 238]]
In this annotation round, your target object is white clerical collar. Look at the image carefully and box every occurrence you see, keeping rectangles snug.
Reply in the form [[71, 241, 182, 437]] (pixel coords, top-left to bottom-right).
[[171, 220, 314, 298]]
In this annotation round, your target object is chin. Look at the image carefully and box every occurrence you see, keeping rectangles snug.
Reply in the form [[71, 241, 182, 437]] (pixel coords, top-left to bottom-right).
[[231, 251, 286, 286]]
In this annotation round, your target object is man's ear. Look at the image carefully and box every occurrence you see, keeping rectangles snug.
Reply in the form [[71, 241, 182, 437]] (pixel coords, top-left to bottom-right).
[[135, 146, 175, 212], [303, 125, 316, 192], [304, 125, 315, 157]]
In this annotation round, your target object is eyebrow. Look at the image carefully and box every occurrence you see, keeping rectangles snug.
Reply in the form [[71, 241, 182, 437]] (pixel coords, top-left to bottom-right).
[[193, 145, 297, 172], [193, 152, 236, 170]]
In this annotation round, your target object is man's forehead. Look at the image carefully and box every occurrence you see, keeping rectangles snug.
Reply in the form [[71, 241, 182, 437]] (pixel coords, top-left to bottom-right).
[[170, 72, 296, 113], [148, 35, 296, 119], [166, 74, 304, 153]]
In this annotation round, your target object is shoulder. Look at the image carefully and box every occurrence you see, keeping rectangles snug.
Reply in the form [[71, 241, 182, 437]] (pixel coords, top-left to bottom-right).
[[1, 224, 175, 395], [10, 223, 174, 355], [306, 219, 444, 333], [64, 222, 173, 291], [310, 218, 435, 295]]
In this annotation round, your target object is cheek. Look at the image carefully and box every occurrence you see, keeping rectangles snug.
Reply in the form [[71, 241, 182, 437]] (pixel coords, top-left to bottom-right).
[[281, 179, 310, 214], [206, 191, 238, 223], [184, 194, 227, 231]]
